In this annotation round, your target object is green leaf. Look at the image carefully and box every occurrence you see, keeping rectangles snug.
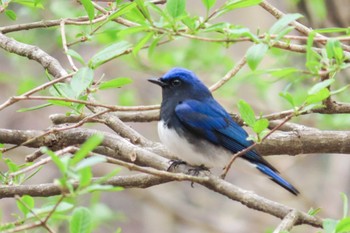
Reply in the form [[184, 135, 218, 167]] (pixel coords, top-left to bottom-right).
[[237, 100, 256, 127], [306, 88, 330, 104], [133, 32, 154, 55], [341, 193, 348, 218], [166, 0, 186, 18], [253, 118, 269, 134], [81, 0, 95, 21], [336, 217, 350, 233], [5, 9, 17, 20], [307, 207, 321, 216], [308, 79, 335, 95], [109, 2, 137, 20], [216, 0, 262, 17], [17, 103, 52, 112], [202, 0, 216, 10], [71, 134, 104, 166], [43, 148, 67, 175], [99, 77, 133, 90], [70, 207, 92, 233], [279, 92, 295, 107], [83, 184, 123, 193], [326, 39, 344, 64], [16, 195, 34, 217], [246, 43, 269, 70], [89, 41, 132, 69], [76, 156, 106, 170], [66, 49, 85, 65], [269, 13, 303, 34], [70, 67, 94, 98], [323, 219, 338, 233], [49, 83, 75, 98], [78, 167, 92, 188]]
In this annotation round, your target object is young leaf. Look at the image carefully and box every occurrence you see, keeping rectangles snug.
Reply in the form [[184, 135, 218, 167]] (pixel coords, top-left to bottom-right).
[[307, 207, 321, 216], [99, 77, 133, 90], [253, 118, 269, 134], [70, 67, 94, 98], [5, 10, 17, 20], [81, 0, 95, 21], [166, 0, 186, 18], [133, 32, 154, 55], [279, 92, 295, 108], [246, 43, 269, 70], [341, 192, 348, 218], [70, 134, 104, 166], [89, 41, 132, 69], [326, 39, 344, 64], [216, 0, 262, 17], [16, 195, 34, 217], [336, 217, 350, 233], [308, 79, 335, 95], [306, 88, 330, 104], [66, 49, 85, 65], [202, 0, 216, 10], [109, 2, 137, 20], [269, 13, 303, 35], [70, 207, 92, 233], [237, 100, 256, 127], [78, 167, 92, 188]]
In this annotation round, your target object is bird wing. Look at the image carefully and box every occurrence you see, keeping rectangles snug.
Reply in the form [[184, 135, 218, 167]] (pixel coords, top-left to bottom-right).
[[175, 99, 276, 170]]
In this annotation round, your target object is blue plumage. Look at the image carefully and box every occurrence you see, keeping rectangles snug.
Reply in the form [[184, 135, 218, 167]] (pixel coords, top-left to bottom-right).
[[148, 67, 299, 195]]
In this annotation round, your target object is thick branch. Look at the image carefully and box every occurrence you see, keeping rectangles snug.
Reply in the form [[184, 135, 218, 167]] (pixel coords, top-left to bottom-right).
[[0, 33, 66, 77], [1, 128, 350, 156]]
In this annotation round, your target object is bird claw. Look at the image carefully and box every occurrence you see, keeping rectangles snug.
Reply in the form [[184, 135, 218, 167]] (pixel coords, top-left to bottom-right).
[[167, 159, 187, 172]]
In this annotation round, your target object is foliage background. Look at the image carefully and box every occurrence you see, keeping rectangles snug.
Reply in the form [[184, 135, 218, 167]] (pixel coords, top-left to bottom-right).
[[0, 0, 349, 232]]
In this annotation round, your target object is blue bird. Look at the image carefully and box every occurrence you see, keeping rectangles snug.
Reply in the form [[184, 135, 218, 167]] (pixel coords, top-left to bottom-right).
[[148, 67, 299, 195]]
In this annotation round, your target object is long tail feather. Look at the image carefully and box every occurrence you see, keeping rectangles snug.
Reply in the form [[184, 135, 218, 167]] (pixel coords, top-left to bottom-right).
[[256, 163, 299, 195]]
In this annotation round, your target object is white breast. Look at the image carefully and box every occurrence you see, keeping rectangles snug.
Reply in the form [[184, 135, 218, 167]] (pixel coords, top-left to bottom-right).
[[158, 120, 232, 168]]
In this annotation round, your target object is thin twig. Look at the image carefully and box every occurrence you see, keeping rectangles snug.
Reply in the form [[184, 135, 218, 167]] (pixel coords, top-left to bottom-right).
[[60, 20, 78, 71]]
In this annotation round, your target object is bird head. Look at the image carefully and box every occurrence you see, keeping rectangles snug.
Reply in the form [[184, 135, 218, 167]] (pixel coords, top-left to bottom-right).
[[148, 67, 211, 100]]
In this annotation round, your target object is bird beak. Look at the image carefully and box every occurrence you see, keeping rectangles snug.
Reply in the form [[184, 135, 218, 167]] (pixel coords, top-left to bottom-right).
[[148, 77, 167, 87]]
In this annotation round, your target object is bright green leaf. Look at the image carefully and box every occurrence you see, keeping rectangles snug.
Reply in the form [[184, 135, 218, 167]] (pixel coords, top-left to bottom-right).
[[70, 207, 92, 233], [216, 0, 262, 17], [307, 207, 321, 216], [306, 88, 330, 104], [202, 0, 216, 10], [341, 193, 348, 218], [326, 39, 344, 64], [336, 217, 350, 233], [5, 10, 17, 20], [99, 77, 133, 90], [49, 83, 75, 98], [246, 43, 269, 70], [109, 2, 137, 20], [43, 148, 67, 175], [269, 13, 303, 34], [89, 41, 132, 69], [70, 67, 94, 98], [253, 118, 269, 134], [81, 0, 95, 21], [78, 167, 92, 188], [83, 184, 124, 193], [237, 100, 256, 127], [16, 195, 34, 217], [133, 32, 154, 55], [166, 0, 186, 18], [71, 134, 104, 166], [279, 92, 295, 108], [308, 79, 335, 95]]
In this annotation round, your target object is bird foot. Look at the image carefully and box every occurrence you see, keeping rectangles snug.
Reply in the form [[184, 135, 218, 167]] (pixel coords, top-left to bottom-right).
[[167, 159, 188, 172]]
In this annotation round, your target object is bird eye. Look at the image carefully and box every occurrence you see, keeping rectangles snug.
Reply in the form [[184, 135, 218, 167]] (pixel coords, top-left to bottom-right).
[[171, 79, 181, 87]]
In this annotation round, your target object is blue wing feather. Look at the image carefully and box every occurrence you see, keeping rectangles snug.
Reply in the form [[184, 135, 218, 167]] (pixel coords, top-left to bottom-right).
[[175, 99, 299, 195]]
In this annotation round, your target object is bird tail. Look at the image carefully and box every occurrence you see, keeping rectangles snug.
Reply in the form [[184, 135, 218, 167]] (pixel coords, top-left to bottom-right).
[[256, 163, 299, 195]]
